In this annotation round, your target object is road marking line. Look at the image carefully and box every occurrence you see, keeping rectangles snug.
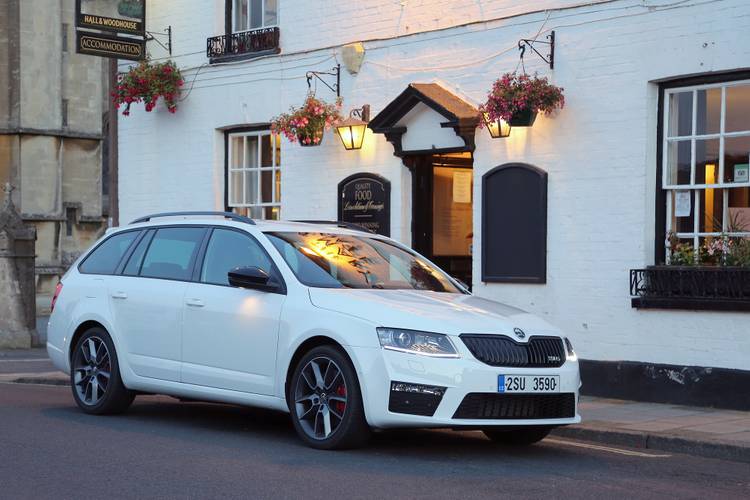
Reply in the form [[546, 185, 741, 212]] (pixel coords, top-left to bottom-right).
[[546, 438, 671, 458]]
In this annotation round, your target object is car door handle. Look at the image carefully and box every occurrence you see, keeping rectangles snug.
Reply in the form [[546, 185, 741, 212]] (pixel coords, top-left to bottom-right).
[[186, 298, 204, 308], [111, 291, 128, 300]]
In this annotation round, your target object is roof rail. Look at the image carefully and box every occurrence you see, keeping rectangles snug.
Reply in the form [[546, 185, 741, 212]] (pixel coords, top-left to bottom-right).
[[130, 211, 256, 225], [292, 220, 375, 233]]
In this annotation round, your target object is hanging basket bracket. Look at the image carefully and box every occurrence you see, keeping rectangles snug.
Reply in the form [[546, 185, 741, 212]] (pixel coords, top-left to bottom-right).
[[306, 64, 341, 97], [518, 30, 555, 70]]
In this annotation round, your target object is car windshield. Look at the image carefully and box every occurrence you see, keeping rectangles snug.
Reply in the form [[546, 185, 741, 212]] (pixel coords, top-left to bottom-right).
[[265, 231, 462, 293]]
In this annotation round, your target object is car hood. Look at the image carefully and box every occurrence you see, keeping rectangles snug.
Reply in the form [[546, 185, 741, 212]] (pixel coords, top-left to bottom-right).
[[308, 288, 561, 338]]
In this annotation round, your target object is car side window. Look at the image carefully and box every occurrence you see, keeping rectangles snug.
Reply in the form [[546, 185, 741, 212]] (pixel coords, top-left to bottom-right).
[[122, 230, 153, 276], [140, 227, 205, 281], [201, 228, 273, 286], [79, 231, 140, 275]]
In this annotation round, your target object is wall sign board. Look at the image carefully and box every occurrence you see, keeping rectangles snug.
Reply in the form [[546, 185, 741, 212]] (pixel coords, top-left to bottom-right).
[[76, 30, 145, 61], [338, 173, 391, 236], [76, 0, 146, 36], [482, 163, 547, 283]]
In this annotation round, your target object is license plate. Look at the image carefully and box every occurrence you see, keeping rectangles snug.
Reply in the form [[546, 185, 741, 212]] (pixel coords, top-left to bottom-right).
[[498, 375, 560, 393]]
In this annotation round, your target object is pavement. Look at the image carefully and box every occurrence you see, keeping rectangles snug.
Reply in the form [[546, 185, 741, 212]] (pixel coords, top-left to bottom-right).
[[1, 348, 749, 465]]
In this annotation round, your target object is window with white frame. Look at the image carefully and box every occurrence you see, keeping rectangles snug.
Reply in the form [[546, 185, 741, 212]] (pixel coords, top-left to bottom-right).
[[233, 0, 277, 32], [227, 130, 281, 220], [663, 79, 750, 260]]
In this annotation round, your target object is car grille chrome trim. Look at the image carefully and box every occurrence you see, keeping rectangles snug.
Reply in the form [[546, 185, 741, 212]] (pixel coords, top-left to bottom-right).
[[459, 334, 565, 368]]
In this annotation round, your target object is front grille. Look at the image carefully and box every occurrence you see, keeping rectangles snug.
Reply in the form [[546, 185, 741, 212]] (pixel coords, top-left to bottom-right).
[[453, 393, 576, 419], [460, 335, 565, 368]]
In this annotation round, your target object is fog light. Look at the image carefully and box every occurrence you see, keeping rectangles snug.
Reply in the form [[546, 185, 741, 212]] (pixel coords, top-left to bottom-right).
[[390, 381, 446, 396], [389, 381, 446, 416]]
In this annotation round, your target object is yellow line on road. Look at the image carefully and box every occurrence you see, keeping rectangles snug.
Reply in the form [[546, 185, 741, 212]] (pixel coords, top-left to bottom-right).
[[546, 438, 672, 458]]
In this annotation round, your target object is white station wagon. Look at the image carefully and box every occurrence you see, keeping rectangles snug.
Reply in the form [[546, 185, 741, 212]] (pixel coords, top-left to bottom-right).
[[47, 212, 581, 449]]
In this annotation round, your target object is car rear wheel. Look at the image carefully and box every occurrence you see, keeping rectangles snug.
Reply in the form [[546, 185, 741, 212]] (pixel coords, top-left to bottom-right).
[[71, 327, 135, 415], [288, 345, 370, 450], [483, 426, 552, 446]]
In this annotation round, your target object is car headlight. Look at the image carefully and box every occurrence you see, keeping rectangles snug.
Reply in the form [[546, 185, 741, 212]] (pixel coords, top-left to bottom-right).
[[377, 328, 459, 358], [564, 337, 577, 361]]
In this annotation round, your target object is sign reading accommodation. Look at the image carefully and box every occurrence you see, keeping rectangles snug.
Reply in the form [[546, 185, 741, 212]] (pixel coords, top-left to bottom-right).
[[338, 173, 391, 236], [75, 0, 146, 60]]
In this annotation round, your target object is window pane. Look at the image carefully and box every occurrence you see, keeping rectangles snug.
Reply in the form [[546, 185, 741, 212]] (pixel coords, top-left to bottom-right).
[[696, 88, 721, 135], [245, 170, 258, 204], [274, 133, 281, 165], [668, 91, 692, 137], [695, 139, 719, 185], [261, 170, 273, 203], [234, 0, 248, 31], [80, 231, 139, 275], [231, 136, 243, 169], [724, 136, 750, 183], [725, 84, 750, 133], [275, 169, 281, 203], [123, 231, 152, 276], [141, 228, 205, 281], [728, 188, 750, 232], [249, 206, 264, 219], [699, 188, 723, 233], [671, 190, 694, 234], [265, 0, 277, 25], [261, 134, 273, 167], [201, 229, 272, 285], [245, 136, 258, 169], [230, 171, 243, 205], [667, 140, 691, 185], [264, 206, 280, 220], [250, 0, 262, 28]]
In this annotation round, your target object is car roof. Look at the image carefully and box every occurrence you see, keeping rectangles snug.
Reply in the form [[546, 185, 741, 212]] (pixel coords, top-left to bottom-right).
[[109, 216, 380, 238]]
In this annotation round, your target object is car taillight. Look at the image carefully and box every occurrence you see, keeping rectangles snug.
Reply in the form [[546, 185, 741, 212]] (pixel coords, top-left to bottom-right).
[[50, 282, 63, 312]]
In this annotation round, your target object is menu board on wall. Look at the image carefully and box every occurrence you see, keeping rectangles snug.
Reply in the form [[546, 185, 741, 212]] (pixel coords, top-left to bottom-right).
[[338, 173, 391, 236]]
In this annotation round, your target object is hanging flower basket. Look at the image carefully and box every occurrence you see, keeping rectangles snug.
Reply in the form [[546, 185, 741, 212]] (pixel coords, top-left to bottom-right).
[[480, 72, 564, 128], [112, 59, 184, 116], [271, 94, 342, 147]]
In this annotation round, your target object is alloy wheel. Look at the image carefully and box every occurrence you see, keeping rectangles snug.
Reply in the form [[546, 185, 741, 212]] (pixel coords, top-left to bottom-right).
[[72, 336, 111, 406], [294, 356, 348, 440]]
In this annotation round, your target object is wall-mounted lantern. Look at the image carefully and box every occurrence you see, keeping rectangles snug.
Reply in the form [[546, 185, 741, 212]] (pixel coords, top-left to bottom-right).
[[483, 113, 511, 138], [336, 105, 370, 150]]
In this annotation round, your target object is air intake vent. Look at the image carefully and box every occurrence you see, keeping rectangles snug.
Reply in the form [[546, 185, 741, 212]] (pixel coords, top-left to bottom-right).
[[460, 335, 565, 368], [453, 393, 576, 419]]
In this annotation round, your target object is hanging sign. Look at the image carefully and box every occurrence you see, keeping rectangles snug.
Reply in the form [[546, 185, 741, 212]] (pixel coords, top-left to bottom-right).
[[76, 0, 146, 36], [76, 30, 145, 61], [338, 173, 391, 236]]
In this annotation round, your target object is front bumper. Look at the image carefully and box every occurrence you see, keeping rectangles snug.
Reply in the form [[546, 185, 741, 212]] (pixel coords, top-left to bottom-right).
[[351, 345, 581, 429]]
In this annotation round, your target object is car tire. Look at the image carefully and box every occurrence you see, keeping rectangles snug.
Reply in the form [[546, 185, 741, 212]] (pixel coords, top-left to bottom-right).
[[70, 327, 135, 415], [288, 345, 371, 450], [483, 426, 552, 446]]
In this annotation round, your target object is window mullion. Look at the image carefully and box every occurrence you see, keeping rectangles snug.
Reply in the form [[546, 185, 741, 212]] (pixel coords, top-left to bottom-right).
[[693, 189, 700, 252], [719, 86, 726, 184], [722, 188, 729, 232], [690, 90, 697, 185]]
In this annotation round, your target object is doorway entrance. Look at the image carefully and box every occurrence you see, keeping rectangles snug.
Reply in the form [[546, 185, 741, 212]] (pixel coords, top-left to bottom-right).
[[406, 152, 473, 287]]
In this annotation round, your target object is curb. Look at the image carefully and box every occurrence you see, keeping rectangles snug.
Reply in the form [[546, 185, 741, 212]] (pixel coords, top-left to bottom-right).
[[10, 376, 69, 386], [551, 426, 750, 464]]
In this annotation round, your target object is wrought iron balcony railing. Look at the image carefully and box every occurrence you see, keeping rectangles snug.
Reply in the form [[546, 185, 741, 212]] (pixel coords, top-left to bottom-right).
[[630, 266, 750, 311], [206, 27, 280, 62]]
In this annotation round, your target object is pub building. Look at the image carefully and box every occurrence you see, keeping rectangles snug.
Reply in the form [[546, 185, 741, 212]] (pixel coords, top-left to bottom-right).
[[118, 0, 750, 409]]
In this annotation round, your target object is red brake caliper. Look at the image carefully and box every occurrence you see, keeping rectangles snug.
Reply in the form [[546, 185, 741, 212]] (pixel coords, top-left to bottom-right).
[[335, 384, 346, 414]]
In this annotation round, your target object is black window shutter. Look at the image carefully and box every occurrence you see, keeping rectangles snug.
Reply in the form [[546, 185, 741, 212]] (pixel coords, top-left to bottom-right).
[[482, 163, 547, 283]]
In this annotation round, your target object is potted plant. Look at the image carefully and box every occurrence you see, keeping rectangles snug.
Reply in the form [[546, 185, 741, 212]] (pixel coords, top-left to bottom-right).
[[271, 94, 342, 146], [481, 72, 565, 127], [112, 59, 184, 116]]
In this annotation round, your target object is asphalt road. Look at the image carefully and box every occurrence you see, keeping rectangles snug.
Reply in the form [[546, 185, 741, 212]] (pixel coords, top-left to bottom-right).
[[0, 383, 748, 500]]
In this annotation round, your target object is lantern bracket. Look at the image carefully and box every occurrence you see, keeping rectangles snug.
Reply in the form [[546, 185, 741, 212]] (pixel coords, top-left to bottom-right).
[[350, 104, 370, 122], [145, 25, 172, 56], [306, 64, 341, 97], [518, 30, 555, 70]]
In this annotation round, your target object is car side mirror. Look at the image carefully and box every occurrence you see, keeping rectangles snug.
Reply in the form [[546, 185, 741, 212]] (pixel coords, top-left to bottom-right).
[[228, 266, 281, 293]]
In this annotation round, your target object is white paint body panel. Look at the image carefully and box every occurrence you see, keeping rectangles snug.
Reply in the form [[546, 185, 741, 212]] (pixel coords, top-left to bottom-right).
[[46, 219, 580, 429]]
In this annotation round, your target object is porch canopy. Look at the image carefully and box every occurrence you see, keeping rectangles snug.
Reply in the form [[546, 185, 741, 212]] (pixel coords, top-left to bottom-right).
[[368, 83, 480, 157]]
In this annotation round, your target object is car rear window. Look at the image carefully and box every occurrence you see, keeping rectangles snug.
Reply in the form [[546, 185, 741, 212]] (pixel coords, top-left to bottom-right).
[[79, 231, 140, 275]]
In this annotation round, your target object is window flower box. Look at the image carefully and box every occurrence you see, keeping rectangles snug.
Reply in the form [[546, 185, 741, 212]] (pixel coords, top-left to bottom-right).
[[630, 265, 750, 311]]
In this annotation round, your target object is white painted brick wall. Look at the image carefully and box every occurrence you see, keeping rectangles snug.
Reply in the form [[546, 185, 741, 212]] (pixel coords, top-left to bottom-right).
[[119, 0, 750, 370]]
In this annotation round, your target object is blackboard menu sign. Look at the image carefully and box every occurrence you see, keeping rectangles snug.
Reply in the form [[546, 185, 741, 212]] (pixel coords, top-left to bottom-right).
[[338, 173, 391, 236]]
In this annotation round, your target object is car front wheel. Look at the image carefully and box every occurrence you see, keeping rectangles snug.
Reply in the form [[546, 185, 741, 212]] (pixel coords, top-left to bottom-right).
[[288, 345, 370, 449], [483, 426, 552, 446]]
